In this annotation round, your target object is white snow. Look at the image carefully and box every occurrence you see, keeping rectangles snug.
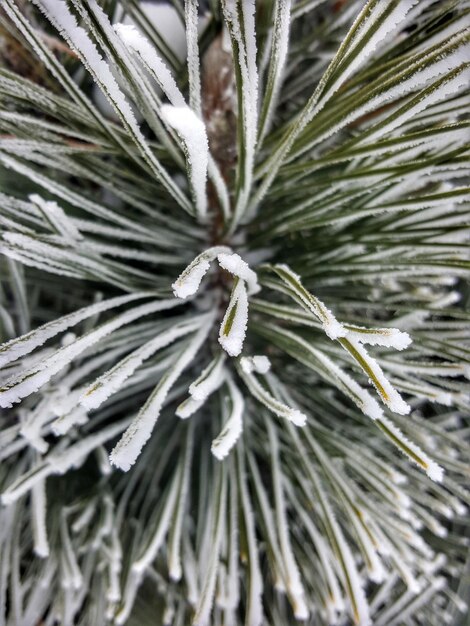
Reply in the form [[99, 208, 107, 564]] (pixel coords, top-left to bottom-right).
[[172, 246, 231, 299], [34, 0, 140, 130], [241, 368, 307, 427], [378, 416, 444, 482], [29, 194, 82, 242], [259, 0, 291, 140], [286, 408, 307, 427], [189, 354, 226, 401], [0, 292, 147, 368], [81, 320, 199, 411], [173, 250, 260, 351], [252, 355, 271, 374], [110, 318, 213, 471], [324, 1, 419, 101], [426, 461, 445, 483], [0, 299, 178, 408], [275, 325, 384, 421], [361, 66, 470, 145], [114, 23, 186, 107], [218, 279, 249, 357], [274, 264, 346, 340], [346, 338, 411, 415], [222, 0, 259, 224], [241, 0, 259, 151], [240, 355, 271, 375], [185, 0, 202, 114], [325, 354, 384, 420], [345, 325, 412, 350], [160, 104, 209, 219], [33, 0, 190, 213], [32, 480, 49, 558], [173, 258, 211, 299], [208, 157, 230, 220], [211, 378, 244, 460], [217, 252, 260, 295], [176, 396, 204, 419], [50, 405, 88, 436]]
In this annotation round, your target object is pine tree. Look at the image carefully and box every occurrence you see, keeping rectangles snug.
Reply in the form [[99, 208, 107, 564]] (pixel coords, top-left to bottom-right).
[[0, 1, 469, 625]]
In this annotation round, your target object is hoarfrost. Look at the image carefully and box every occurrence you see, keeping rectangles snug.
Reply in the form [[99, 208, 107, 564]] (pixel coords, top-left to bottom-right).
[[218, 279, 249, 357], [217, 252, 260, 295], [160, 104, 209, 219], [240, 355, 271, 375], [189, 354, 226, 401], [81, 321, 200, 410], [172, 246, 230, 299], [110, 318, 213, 471], [211, 378, 244, 461], [114, 23, 185, 107]]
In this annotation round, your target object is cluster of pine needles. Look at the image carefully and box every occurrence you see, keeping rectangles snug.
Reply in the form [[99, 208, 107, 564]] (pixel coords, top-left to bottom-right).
[[0, 1, 469, 625]]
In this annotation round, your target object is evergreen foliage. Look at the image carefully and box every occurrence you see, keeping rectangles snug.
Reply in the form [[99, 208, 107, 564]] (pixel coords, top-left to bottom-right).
[[0, 1, 469, 625]]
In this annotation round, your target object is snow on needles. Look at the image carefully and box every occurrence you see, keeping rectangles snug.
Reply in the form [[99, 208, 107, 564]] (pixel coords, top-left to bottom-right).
[[270, 263, 412, 416], [211, 378, 244, 460], [217, 252, 261, 295], [0, 292, 148, 369], [110, 318, 214, 471], [160, 105, 209, 219], [115, 22, 212, 220], [172, 246, 230, 299], [188, 354, 226, 401], [0, 300, 179, 408], [33, 0, 140, 139], [240, 355, 271, 375], [172, 251, 413, 425], [172, 248, 260, 357], [114, 23, 185, 107], [219, 279, 249, 358]]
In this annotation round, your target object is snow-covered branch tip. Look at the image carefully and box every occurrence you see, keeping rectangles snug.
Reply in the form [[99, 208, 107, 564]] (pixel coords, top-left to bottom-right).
[[267, 263, 413, 416], [172, 248, 261, 357], [160, 104, 209, 220]]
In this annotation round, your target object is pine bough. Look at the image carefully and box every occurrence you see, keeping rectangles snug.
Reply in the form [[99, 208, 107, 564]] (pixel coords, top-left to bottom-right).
[[0, 1, 469, 625]]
